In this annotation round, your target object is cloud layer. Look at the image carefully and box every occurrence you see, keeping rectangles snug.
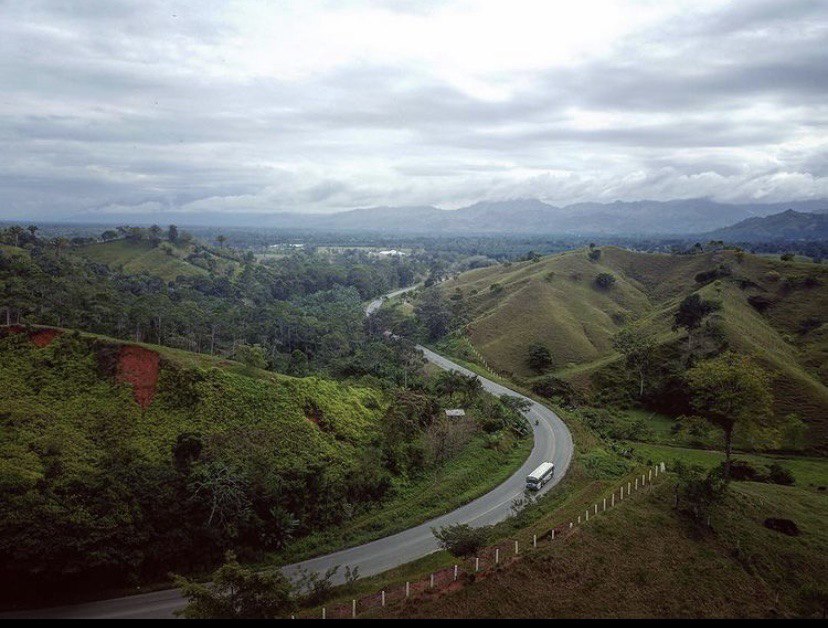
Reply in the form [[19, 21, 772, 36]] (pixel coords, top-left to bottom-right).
[[1, 0, 827, 220]]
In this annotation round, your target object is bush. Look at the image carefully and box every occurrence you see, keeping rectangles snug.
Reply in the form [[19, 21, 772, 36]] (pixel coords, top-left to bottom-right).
[[766, 463, 795, 486], [594, 272, 616, 290], [432, 523, 489, 557], [175, 552, 295, 619]]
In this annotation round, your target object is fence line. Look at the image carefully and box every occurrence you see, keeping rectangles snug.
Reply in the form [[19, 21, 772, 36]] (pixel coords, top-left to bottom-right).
[[301, 462, 666, 619]]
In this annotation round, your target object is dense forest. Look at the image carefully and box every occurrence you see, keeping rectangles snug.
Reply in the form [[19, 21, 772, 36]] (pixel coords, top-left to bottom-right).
[[0, 223, 535, 606], [0, 224, 430, 379]]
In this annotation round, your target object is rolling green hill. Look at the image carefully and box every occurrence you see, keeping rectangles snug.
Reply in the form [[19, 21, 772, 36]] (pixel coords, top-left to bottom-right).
[[76, 239, 240, 281], [440, 247, 828, 448]]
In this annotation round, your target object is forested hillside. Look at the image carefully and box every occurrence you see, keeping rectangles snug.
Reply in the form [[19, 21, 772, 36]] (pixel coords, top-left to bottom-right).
[[0, 225, 423, 379], [0, 325, 531, 607]]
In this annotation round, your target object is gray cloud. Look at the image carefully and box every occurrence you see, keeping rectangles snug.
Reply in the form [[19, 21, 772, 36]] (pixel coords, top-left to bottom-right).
[[0, 0, 827, 220]]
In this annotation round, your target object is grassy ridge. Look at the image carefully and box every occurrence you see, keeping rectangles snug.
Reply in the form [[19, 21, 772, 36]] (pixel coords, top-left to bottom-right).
[[77, 240, 210, 281], [442, 247, 828, 447], [378, 480, 828, 618]]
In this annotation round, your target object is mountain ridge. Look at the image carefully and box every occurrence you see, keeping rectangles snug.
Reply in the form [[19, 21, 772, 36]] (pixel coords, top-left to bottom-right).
[[56, 197, 828, 235]]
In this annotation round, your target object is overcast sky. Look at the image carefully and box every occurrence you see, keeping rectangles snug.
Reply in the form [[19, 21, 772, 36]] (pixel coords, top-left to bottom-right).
[[1, 0, 827, 220]]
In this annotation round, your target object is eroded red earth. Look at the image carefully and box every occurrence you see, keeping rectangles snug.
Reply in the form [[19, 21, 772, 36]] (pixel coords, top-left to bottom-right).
[[115, 345, 160, 410]]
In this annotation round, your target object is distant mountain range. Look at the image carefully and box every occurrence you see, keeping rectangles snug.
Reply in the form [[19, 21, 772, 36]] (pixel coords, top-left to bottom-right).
[[702, 208, 828, 242], [63, 197, 828, 236]]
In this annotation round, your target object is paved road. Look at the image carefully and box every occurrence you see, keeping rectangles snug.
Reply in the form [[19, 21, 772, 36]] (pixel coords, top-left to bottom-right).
[[365, 284, 419, 316], [4, 287, 572, 619]]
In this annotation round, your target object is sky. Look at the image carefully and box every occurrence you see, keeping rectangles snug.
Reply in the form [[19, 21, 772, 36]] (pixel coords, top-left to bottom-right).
[[1, 0, 827, 220]]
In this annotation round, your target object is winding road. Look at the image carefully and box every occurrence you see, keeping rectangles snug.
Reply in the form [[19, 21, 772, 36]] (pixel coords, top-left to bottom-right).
[[4, 287, 573, 619]]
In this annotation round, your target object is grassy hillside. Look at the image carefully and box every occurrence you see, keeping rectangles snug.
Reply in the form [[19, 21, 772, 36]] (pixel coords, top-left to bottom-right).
[[76, 239, 241, 281], [441, 247, 828, 448], [378, 479, 827, 618]]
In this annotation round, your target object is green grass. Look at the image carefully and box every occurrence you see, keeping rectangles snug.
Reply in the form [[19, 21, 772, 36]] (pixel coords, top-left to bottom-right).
[[628, 442, 828, 488], [376, 480, 828, 618], [77, 240, 208, 281], [442, 246, 828, 449]]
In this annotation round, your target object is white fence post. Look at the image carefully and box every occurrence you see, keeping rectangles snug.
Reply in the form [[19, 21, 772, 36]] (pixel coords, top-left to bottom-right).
[[612, 493, 615, 507], [352, 600, 357, 618], [454, 565, 458, 581], [585, 509, 589, 522], [514, 540, 519, 555], [635, 478, 638, 490], [551, 529, 555, 540], [533, 534, 537, 548], [649, 469, 653, 482], [381, 590, 386, 607], [594, 504, 598, 515], [322, 607, 326, 620], [430, 573, 435, 589], [603, 497, 606, 511], [661, 462, 666, 473], [495, 548, 500, 564], [406, 581, 410, 598], [628, 481, 631, 494]]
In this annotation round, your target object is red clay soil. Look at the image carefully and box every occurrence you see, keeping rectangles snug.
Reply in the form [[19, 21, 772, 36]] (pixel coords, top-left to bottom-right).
[[29, 328, 62, 347], [1, 325, 62, 347], [116, 345, 160, 410]]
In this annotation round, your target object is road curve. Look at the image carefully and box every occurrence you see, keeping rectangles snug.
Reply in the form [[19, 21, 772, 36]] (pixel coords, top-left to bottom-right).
[[4, 287, 573, 619]]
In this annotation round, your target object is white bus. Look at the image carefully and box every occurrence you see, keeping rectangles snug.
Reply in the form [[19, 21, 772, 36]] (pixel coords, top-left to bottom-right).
[[526, 462, 555, 491]]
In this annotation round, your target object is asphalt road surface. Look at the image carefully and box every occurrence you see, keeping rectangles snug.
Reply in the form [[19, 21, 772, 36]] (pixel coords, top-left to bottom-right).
[[4, 287, 573, 619]]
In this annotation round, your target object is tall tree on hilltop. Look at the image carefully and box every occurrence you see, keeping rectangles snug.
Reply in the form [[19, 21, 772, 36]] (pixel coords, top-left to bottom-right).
[[673, 293, 718, 350]]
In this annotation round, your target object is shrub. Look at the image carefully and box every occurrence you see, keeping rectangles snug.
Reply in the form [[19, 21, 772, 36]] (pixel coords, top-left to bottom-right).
[[432, 523, 490, 557], [766, 463, 795, 486], [594, 272, 616, 290]]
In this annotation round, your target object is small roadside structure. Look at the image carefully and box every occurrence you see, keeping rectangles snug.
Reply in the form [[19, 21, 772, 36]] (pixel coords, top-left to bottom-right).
[[445, 409, 466, 418]]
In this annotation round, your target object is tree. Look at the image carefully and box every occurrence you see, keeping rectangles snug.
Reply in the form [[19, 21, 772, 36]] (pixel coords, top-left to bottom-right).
[[686, 352, 773, 482], [527, 342, 553, 372], [414, 288, 452, 340], [234, 343, 268, 369], [27, 225, 38, 238], [148, 224, 163, 244], [216, 234, 227, 249], [594, 272, 616, 289], [168, 224, 179, 243], [432, 523, 489, 557], [612, 323, 655, 397], [588, 247, 601, 262], [7, 225, 23, 247], [672, 461, 726, 522], [175, 552, 295, 619], [673, 293, 718, 349]]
